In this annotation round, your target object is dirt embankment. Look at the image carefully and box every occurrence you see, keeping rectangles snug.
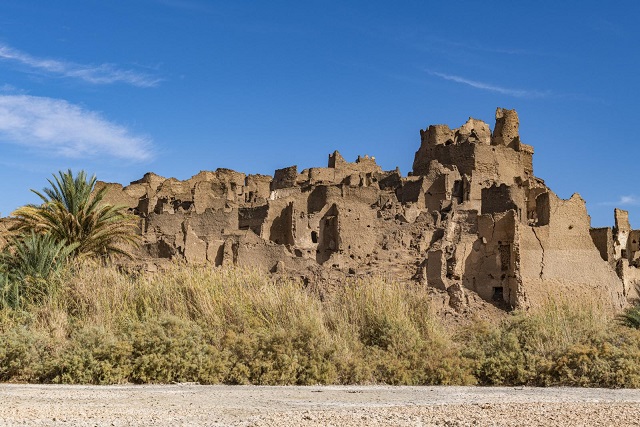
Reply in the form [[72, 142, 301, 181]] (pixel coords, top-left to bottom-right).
[[2, 384, 640, 426]]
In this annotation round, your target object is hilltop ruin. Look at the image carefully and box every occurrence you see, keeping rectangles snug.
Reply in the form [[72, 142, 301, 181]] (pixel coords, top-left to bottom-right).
[[83, 108, 639, 310]]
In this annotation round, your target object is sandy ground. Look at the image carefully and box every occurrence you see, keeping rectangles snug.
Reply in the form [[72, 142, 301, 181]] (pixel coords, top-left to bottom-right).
[[1, 384, 640, 426]]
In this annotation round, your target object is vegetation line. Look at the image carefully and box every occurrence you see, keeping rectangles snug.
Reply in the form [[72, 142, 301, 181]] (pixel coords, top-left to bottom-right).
[[0, 262, 638, 386]]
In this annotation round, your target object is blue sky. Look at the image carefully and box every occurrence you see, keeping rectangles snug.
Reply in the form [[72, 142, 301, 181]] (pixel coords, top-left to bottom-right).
[[0, 1, 638, 227]]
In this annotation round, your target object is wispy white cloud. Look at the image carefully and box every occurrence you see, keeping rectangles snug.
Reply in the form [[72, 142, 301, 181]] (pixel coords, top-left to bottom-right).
[[428, 71, 551, 98], [598, 195, 640, 207], [620, 195, 639, 205], [421, 37, 540, 56], [0, 95, 153, 161], [0, 43, 161, 87]]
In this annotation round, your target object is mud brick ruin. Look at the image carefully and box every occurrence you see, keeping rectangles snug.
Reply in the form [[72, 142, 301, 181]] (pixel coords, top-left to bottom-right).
[[41, 108, 640, 309]]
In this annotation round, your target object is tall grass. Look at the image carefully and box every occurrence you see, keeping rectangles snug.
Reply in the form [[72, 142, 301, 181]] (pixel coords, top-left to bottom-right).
[[1, 262, 640, 386], [460, 293, 640, 387], [0, 262, 465, 385]]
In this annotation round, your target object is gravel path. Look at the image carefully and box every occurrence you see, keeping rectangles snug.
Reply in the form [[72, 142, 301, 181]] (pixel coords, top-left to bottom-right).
[[1, 384, 640, 426]]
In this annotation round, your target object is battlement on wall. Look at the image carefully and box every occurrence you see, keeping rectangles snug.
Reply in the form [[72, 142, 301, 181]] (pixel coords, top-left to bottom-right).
[[413, 108, 535, 193], [328, 150, 379, 171], [416, 108, 532, 151]]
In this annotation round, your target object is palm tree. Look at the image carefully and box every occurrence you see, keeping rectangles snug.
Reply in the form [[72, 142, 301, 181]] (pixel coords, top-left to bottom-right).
[[11, 170, 139, 259], [0, 231, 77, 308]]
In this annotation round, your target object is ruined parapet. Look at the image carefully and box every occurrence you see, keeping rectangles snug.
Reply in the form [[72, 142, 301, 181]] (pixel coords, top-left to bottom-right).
[[131, 172, 166, 191], [304, 151, 385, 186], [416, 117, 490, 151], [422, 124, 454, 146], [94, 181, 141, 210], [271, 166, 298, 190], [412, 111, 532, 189], [331, 151, 382, 174], [189, 169, 247, 206], [187, 170, 218, 184], [328, 150, 347, 168], [156, 178, 191, 200], [413, 125, 454, 176], [213, 168, 246, 185], [354, 155, 381, 174], [455, 117, 491, 145], [213, 169, 246, 203], [306, 167, 338, 185], [192, 174, 244, 214], [528, 192, 592, 237], [616, 208, 632, 232]]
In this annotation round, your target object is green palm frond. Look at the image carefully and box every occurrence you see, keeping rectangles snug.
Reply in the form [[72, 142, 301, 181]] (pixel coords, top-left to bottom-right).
[[617, 304, 640, 329], [1, 231, 77, 281], [10, 170, 139, 260], [0, 231, 77, 309]]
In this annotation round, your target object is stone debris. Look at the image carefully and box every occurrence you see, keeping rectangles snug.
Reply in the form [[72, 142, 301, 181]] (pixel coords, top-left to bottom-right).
[[3, 108, 638, 310]]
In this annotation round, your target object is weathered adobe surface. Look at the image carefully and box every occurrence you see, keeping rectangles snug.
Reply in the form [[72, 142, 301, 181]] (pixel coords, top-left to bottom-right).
[[29, 108, 640, 311]]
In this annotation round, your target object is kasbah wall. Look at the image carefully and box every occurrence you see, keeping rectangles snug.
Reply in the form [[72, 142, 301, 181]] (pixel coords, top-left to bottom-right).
[[8, 107, 640, 312]]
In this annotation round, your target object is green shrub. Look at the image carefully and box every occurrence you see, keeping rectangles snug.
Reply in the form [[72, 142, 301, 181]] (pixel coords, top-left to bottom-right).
[[40, 326, 133, 384], [0, 326, 49, 382], [127, 316, 226, 384], [459, 317, 545, 386], [221, 322, 338, 385], [551, 327, 640, 387], [459, 298, 640, 388]]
